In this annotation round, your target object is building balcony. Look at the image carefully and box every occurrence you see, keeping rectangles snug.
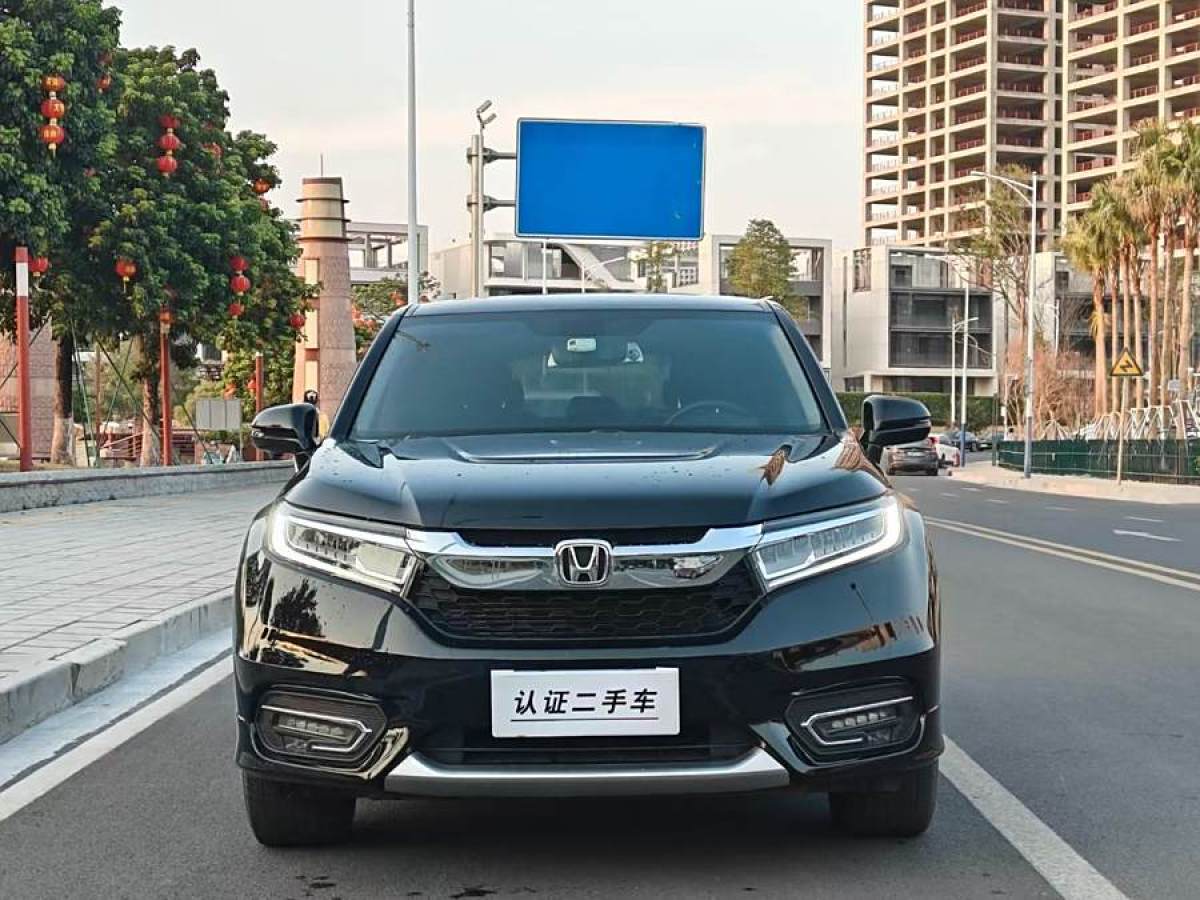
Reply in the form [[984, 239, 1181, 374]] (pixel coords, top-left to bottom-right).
[[1071, 2, 1116, 24]]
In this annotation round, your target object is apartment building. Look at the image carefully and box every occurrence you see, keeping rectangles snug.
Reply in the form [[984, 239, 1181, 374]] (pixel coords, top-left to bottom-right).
[[1062, 0, 1200, 214], [863, 0, 1061, 250], [833, 245, 1001, 396], [432, 234, 835, 370]]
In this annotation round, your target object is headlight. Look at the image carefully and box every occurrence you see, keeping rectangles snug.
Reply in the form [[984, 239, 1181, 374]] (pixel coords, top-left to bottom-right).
[[749, 496, 903, 591], [268, 506, 418, 593]]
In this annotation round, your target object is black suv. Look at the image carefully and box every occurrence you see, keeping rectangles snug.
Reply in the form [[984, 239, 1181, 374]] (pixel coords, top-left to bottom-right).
[[236, 295, 941, 845]]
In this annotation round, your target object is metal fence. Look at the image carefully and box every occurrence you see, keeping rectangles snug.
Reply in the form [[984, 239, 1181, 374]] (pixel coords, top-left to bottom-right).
[[996, 440, 1200, 485]]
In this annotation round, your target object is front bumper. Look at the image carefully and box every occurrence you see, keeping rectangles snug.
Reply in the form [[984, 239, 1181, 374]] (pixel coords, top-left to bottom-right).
[[233, 506, 942, 797]]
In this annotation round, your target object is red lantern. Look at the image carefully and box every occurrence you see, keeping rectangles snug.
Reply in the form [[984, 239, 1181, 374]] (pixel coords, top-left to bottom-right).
[[158, 132, 181, 153], [229, 255, 248, 273], [202, 142, 223, 158], [228, 301, 244, 318], [40, 98, 66, 120], [156, 154, 178, 176], [42, 74, 66, 93], [29, 256, 50, 276], [252, 178, 271, 195], [40, 123, 66, 153], [158, 114, 180, 130], [115, 258, 137, 285], [288, 312, 306, 329], [97, 73, 112, 93], [230, 273, 251, 296]]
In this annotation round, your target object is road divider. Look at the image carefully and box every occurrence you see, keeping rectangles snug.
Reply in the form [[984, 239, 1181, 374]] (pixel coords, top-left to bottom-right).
[[926, 517, 1200, 592]]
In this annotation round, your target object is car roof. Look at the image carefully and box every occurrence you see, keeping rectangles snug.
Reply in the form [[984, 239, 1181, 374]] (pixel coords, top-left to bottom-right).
[[407, 293, 776, 316]]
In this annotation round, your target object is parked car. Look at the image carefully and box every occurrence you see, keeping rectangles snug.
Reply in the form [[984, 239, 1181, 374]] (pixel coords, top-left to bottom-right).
[[885, 437, 939, 476], [940, 430, 978, 452], [934, 439, 961, 468], [975, 432, 993, 451], [237, 295, 942, 846]]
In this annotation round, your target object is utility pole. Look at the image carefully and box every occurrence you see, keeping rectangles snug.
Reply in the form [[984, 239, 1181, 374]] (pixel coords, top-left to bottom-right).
[[13, 247, 33, 472], [407, 0, 420, 305], [466, 101, 514, 298]]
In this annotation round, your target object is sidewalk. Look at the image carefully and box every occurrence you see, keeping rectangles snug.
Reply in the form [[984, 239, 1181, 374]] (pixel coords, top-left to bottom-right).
[[0, 485, 279, 741], [948, 462, 1200, 505]]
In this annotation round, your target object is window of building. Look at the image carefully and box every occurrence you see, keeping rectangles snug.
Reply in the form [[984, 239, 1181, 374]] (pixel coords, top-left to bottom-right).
[[853, 249, 872, 292]]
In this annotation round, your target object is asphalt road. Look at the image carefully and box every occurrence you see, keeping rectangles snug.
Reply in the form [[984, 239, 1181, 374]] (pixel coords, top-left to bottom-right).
[[2, 477, 1199, 899]]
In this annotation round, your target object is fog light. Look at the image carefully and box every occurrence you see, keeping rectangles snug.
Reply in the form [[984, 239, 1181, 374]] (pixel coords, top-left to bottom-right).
[[256, 690, 387, 765], [785, 686, 921, 760]]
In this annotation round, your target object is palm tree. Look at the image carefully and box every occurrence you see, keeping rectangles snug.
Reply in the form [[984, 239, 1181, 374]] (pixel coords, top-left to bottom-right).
[[1063, 211, 1110, 418], [1091, 181, 1125, 411], [1170, 121, 1200, 396], [1129, 124, 1173, 407], [1108, 176, 1147, 407]]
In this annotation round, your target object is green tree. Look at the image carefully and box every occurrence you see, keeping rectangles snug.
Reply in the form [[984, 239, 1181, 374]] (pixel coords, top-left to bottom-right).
[[638, 241, 677, 293], [0, 1, 121, 462], [351, 271, 439, 357], [726, 219, 792, 300], [83, 47, 309, 463], [1062, 210, 1112, 418]]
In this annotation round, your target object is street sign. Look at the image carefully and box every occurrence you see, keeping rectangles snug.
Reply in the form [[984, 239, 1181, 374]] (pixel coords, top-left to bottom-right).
[[515, 119, 705, 241], [1110, 347, 1143, 378], [195, 398, 243, 432]]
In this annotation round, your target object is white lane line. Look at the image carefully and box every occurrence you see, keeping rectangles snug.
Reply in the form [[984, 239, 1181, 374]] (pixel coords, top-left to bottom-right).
[[926, 518, 1200, 592], [942, 738, 1128, 900], [1124, 515, 1163, 524], [940, 492, 959, 498], [985, 498, 1010, 505], [1046, 506, 1075, 512], [961, 487, 983, 493], [1112, 529, 1180, 543], [0, 653, 232, 823]]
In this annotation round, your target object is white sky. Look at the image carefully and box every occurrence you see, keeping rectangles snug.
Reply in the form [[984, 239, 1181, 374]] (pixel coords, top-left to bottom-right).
[[114, 0, 862, 253]]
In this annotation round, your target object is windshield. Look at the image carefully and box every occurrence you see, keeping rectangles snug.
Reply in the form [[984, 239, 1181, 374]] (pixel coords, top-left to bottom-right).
[[350, 308, 825, 439]]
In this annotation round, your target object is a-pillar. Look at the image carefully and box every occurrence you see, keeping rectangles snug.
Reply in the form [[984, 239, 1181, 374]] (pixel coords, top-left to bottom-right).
[[293, 177, 356, 417]]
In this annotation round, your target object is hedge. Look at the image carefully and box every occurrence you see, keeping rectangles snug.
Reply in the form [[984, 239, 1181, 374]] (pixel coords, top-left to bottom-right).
[[836, 392, 998, 432]]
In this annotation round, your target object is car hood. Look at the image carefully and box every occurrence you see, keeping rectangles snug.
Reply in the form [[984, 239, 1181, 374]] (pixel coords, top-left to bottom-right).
[[283, 432, 888, 531]]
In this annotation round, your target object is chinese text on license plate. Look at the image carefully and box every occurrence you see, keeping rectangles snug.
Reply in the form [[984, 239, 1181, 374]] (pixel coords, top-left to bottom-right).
[[490, 668, 680, 738]]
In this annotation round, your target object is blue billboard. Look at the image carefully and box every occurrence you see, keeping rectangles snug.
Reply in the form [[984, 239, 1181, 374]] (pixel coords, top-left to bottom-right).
[[515, 119, 705, 241]]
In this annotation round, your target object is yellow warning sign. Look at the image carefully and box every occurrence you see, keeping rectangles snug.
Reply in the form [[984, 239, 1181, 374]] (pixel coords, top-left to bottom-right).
[[1110, 347, 1143, 378]]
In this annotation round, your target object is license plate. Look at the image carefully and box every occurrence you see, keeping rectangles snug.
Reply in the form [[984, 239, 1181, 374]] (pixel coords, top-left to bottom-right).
[[490, 668, 680, 738], [906, 449, 925, 457]]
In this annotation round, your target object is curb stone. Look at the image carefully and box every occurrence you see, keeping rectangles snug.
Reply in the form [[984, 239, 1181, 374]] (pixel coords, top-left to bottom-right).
[[0, 593, 232, 745]]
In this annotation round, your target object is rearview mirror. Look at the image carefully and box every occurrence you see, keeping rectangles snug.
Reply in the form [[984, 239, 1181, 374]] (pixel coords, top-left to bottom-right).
[[250, 403, 319, 463], [860, 395, 931, 465]]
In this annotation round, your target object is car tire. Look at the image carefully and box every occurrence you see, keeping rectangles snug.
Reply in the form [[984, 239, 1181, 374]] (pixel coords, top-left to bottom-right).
[[242, 771, 356, 847], [927, 466, 938, 476], [828, 763, 938, 838]]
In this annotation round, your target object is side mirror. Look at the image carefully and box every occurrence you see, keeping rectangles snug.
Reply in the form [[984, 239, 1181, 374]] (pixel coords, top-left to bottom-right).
[[860, 395, 931, 465], [250, 403, 319, 463]]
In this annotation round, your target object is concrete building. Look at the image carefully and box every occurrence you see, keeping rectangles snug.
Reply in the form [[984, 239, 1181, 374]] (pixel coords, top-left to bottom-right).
[[833, 245, 1000, 396], [863, 0, 1061, 250], [1062, 0, 1200, 215], [431, 233, 834, 369]]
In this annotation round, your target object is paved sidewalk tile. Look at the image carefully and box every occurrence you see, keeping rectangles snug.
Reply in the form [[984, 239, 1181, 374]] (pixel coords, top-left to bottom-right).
[[0, 484, 278, 685]]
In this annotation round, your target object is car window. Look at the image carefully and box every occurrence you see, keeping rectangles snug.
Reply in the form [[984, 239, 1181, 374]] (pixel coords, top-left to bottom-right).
[[350, 309, 826, 438]]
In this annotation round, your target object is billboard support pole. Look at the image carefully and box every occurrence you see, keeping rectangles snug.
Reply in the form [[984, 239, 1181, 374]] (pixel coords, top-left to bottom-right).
[[406, 0, 420, 305]]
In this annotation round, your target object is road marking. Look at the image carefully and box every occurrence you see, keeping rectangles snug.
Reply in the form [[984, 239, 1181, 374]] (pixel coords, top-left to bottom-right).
[[942, 738, 1128, 900], [985, 498, 1009, 505], [1046, 506, 1075, 512], [1112, 529, 1180, 543], [926, 517, 1200, 592], [0, 651, 232, 823], [940, 492, 959, 498], [1123, 516, 1163, 524], [961, 487, 982, 492]]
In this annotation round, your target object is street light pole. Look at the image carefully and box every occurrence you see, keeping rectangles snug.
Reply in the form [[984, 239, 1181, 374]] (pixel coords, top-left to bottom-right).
[[406, 0, 420, 305], [971, 169, 1037, 478]]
